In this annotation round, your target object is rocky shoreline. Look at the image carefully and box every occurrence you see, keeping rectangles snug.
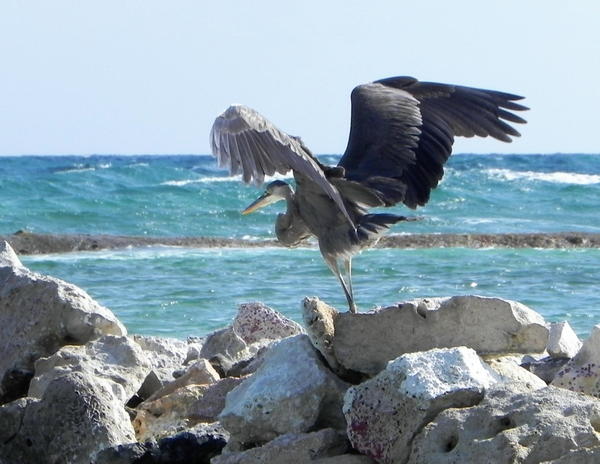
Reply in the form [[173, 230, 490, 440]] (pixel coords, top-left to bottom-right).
[[2, 230, 600, 255], [3, 239, 600, 463]]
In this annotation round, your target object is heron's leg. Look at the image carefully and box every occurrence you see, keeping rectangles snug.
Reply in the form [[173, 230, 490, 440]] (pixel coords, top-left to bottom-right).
[[344, 258, 354, 303], [325, 257, 357, 313]]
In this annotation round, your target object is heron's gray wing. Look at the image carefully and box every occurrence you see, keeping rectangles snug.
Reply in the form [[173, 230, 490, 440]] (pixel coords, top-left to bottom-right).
[[210, 104, 354, 226], [338, 76, 528, 208]]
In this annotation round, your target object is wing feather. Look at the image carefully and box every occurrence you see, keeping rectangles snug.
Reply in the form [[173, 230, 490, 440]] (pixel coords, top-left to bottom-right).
[[210, 104, 354, 226], [338, 76, 528, 208]]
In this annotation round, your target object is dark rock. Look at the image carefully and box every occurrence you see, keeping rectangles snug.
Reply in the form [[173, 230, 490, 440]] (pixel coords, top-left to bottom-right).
[[0, 367, 34, 404], [521, 356, 570, 383], [94, 423, 229, 464]]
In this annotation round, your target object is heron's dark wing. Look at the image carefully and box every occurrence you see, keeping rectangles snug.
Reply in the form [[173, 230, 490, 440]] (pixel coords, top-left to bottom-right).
[[210, 104, 353, 225], [338, 76, 528, 208]]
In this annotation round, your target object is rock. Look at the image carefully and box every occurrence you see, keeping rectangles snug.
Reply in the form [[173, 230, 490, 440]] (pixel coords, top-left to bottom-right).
[[212, 428, 350, 464], [199, 327, 259, 375], [484, 355, 547, 389], [522, 356, 570, 384], [302, 298, 344, 374], [0, 372, 135, 464], [552, 325, 600, 396], [28, 335, 151, 403], [184, 336, 206, 365], [147, 358, 220, 402], [94, 422, 228, 464], [0, 241, 125, 402], [232, 302, 304, 344], [540, 447, 600, 463], [200, 303, 303, 376], [304, 295, 549, 375], [315, 456, 376, 464], [134, 377, 243, 441], [132, 335, 188, 385], [547, 321, 582, 359], [407, 385, 600, 463], [344, 347, 499, 464], [219, 335, 349, 444]]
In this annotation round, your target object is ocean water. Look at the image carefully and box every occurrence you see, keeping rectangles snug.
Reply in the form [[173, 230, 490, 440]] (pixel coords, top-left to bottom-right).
[[2, 154, 600, 338]]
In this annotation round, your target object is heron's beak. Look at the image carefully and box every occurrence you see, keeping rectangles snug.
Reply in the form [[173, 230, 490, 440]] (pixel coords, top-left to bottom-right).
[[242, 192, 279, 215]]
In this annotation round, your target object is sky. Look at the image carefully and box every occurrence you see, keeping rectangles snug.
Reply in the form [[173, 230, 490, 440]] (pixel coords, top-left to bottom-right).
[[0, 1, 599, 156]]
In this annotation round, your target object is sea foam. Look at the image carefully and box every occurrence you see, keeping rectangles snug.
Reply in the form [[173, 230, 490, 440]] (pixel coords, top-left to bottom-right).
[[486, 168, 600, 185]]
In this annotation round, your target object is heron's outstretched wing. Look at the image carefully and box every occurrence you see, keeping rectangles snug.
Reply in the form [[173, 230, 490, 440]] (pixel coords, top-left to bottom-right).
[[338, 76, 528, 208], [210, 104, 353, 225]]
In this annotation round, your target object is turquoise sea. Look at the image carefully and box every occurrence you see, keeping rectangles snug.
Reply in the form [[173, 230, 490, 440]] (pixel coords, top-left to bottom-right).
[[1, 154, 599, 338]]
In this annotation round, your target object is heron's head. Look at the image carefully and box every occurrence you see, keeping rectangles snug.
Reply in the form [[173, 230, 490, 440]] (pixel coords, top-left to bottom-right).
[[242, 180, 290, 215]]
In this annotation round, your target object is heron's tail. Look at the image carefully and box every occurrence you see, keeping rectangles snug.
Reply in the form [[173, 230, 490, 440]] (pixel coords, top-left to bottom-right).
[[356, 213, 418, 245]]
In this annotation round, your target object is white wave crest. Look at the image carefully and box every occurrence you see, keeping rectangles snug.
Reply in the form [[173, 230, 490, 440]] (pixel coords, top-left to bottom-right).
[[486, 168, 600, 185], [56, 163, 112, 174], [161, 172, 292, 186]]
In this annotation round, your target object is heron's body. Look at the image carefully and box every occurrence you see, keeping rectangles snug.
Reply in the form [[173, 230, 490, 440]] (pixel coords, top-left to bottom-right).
[[210, 76, 528, 312]]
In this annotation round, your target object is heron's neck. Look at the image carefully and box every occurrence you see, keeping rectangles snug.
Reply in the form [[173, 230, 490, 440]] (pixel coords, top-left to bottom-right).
[[281, 184, 295, 212]]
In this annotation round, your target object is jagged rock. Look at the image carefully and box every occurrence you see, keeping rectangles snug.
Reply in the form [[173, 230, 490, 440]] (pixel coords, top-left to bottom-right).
[[200, 303, 302, 376], [304, 296, 549, 375], [200, 327, 261, 375], [547, 322, 582, 359], [343, 347, 500, 464], [540, 447, 600, 463], [219, 335, 349, 444], [232, 302, 304, 344], [211, 428, 350, 464], [133, 377, 243, 441], [132, 335, 188, 386], [28, 335, 151, 403], [315, 456, 376, 463], [522, 356, 570, 384], [147, 358, 220, 402], [552, 325, 600, 396], [484, 355, 547, 389], [407, 385, 600, 463], [0, 241, 125, 402], [184, 336, 206, 365], [94, 422, 228, 464], [0, 372, 135, 464], [302, 298, 344, 375]]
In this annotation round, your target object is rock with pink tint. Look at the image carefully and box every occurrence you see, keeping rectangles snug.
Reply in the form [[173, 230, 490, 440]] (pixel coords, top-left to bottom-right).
[[343, 347, 499, 464], [232, 302, 304, 344]]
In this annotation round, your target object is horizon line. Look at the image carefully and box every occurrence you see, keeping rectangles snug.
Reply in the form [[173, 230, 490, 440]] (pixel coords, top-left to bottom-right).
[[2, 152, 600, 157]]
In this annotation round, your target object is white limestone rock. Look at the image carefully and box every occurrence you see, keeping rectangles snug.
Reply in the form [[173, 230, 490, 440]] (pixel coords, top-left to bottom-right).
[[132, 335, 188, 386], [0, 372, 135, 464], [133, 377, 243, 441], [304, 295, 549, 375], [552, 325, 600, 396], [212, 428, 351, 464], [343, 347, 500, 464], [407, 385, 600, 463], [146, 358, 220, 402], [28, 335, 151, 403], [0, 241, 125, 400], [484, 355, 547, 389], [219, 335, 349, 444], [547, 321, 582, 359]]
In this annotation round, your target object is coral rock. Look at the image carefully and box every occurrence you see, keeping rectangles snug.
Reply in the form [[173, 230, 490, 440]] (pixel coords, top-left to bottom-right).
[[343, 347, 499, 464], [219, 335, 349, 444], [407, 385, 600, 463]]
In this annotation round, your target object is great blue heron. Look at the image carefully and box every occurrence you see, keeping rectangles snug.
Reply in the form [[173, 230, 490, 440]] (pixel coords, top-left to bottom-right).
[[210, 76, 527, 312]]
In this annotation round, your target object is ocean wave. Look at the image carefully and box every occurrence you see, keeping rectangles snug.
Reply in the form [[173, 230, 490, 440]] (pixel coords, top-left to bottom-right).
[[486, 168, 600, 185], [55, 163, 112, 174], [161, 172, 292, 186]]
